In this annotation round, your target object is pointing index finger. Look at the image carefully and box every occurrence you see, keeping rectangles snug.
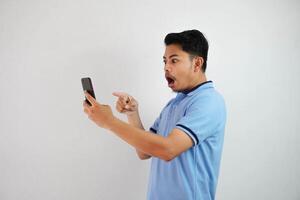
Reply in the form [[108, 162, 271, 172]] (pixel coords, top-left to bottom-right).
[[112, 92, 127, 98], [112, 92, 131, 103]]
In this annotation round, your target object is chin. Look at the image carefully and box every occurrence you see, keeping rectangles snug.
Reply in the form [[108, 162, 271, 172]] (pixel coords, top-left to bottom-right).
[[174, 86, 188, 93], [168, 82, 181, 93], [171, 87, 181, 93]]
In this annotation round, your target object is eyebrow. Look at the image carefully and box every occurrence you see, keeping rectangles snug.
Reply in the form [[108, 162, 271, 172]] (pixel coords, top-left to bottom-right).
[[163, 54, 179, 59]]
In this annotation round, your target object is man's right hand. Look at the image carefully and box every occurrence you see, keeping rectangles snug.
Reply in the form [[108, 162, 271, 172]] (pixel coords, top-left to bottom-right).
[[112, 92, 139, 115], [112, 92, 151, 160]]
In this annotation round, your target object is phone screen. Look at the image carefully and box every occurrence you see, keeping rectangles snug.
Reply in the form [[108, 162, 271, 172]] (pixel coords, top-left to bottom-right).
[[81, 77, 96, 106]]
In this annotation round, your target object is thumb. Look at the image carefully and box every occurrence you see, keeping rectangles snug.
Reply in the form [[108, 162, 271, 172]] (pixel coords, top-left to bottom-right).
[[84, 91, 97, 105]]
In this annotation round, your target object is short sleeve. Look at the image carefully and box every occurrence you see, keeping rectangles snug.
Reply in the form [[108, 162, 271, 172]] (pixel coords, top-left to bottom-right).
[[175, 101, 221, 146], [149, 114, 161, 134]]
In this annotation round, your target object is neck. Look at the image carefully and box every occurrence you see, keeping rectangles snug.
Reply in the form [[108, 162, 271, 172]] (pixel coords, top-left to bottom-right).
[[187, 75, 207, 91]]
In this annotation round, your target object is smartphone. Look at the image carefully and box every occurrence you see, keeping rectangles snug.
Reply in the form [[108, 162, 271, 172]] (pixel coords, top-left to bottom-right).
[[81, 77, 96, 106]]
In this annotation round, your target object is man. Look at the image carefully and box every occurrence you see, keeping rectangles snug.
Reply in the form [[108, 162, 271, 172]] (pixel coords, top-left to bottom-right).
[[83, 29, 226, 200]]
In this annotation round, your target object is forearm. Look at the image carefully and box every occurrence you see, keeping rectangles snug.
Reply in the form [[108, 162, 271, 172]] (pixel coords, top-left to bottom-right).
[[108, 117, 171, 161], [126, 111, 151, 159], [126, 110, 145, 130]]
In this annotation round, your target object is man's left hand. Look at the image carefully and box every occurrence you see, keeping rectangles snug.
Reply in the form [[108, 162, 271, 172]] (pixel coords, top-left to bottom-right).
[[83, 91, 115, 129]]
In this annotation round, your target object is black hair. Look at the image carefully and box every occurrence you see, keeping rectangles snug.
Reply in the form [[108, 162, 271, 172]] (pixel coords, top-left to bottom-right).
[[164, 29, 209, 72]]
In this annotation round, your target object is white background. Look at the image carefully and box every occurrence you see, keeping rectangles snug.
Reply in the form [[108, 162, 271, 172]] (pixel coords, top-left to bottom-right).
[[0, 0, 299, 199]]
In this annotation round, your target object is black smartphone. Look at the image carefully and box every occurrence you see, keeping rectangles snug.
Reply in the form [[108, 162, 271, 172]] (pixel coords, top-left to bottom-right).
[[81, 77, 96, 106]]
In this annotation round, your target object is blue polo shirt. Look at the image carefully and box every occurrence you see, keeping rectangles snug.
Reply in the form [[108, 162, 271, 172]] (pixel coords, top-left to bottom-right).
[[147, 81, 226, 200]]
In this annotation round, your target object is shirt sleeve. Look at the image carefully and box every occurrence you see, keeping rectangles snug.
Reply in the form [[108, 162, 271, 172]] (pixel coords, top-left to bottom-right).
[[175, 101, 221, 146], [149, 115, 160, 134]]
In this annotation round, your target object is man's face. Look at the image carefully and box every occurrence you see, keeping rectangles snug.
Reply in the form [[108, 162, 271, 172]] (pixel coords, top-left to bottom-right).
[[163, 44, 197, 93]]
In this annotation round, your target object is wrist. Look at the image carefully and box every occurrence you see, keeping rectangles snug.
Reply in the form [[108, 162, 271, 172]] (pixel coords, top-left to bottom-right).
[[107, 116, 119, 131], [126, 110, 139, 117]]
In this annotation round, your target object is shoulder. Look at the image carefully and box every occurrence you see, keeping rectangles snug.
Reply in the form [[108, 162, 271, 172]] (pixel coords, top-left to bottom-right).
[[158, 97, 175, 116], [191, 87, 223, 103], [187, 88, 226, 115], [164, 97, 176, 108]]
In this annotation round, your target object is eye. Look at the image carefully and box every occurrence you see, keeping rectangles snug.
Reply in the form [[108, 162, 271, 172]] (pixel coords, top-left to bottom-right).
[[172, 59, 178, 63], [163, 60, 166, 64]]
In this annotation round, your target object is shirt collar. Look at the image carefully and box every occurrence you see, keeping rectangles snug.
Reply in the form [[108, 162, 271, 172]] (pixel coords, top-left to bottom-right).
[[180, 80, 213, 96]]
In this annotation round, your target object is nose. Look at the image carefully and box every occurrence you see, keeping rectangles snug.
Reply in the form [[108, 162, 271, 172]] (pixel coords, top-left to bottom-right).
[[164, 62, 171, 72]]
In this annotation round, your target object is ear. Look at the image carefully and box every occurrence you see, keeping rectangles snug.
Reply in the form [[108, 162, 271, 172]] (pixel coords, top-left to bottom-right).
[[193, 56, 204, 72]]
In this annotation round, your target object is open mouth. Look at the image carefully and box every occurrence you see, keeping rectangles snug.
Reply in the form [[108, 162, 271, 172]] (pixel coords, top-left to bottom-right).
[[165, 75, 175, 87]]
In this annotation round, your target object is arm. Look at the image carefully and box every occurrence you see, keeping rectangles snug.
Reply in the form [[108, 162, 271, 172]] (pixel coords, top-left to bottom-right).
[[83, 91, 193, 161], [108, 117, 194, 162], [126, 111, 152, 160]]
